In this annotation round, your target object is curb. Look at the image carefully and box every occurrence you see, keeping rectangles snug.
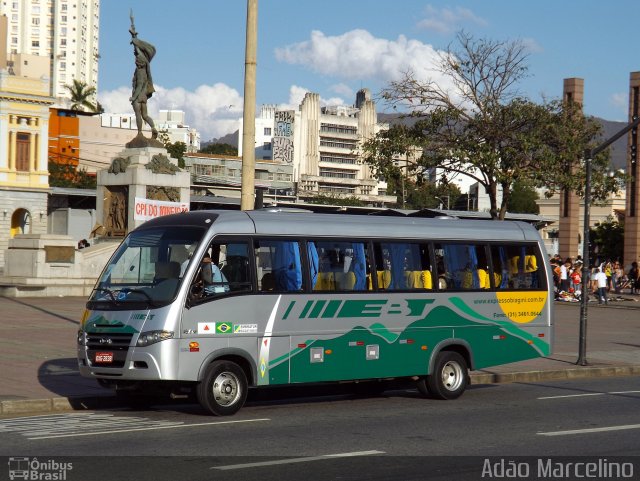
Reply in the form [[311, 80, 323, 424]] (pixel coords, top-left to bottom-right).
[[470, 365, 640, 384], [3, 365, 640, 416]]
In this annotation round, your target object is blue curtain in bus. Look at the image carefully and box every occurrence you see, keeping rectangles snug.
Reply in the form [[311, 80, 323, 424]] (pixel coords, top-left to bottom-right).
[[499, 246, 510, 288], [443, 244, 479, 289], [307, 242, 319, 288], [467, 246, 480, 289], [389, 244, 406, 289], [351, 242, 367, 290], [267, 241, 302, 291]]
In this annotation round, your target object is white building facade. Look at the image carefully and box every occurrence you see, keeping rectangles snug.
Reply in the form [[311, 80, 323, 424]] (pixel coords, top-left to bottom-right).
[[0, 0, 100, 103], [239, 89, 396, 206]]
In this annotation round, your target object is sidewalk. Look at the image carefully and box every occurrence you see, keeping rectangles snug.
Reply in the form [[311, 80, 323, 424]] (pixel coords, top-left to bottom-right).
[[0, 295, 639, 415]]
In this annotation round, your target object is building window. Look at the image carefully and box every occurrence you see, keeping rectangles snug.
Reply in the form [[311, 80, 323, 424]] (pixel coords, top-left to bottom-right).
[[16, 133, 31, 172], [31, 40, 40, 48], [32, 18, 40, 25], [263, 142, 271, 151], [264, 127, 272, 136]]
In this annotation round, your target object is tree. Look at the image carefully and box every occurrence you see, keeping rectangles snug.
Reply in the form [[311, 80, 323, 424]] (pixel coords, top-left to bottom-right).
[[305, 194, 367, 207], [158, 131, 187, 168], [365, 32, 620, 220], [506, 179, 539, 214], [199, 143, 238, 156], [591, 217, 624, 263], [48, 160, 96, 188], [64, 79, 100, 113]]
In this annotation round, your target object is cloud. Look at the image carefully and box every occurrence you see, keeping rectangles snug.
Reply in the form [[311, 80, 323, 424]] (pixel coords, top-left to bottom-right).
[[98, 83, 243, 142], [610, 92, 628, 120], [275, 85, 347, 111], [275, 29, 446, 86], [417, 5, 488, 34], [330, 83, 355, 98], [521, 37, 544, 54]]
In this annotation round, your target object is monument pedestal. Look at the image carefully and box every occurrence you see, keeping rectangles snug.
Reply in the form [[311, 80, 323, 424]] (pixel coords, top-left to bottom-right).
[[96, 145, 191, 236]]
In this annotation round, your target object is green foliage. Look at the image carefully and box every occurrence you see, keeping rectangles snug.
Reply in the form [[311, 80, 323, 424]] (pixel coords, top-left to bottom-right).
[[48, 161, 96, 189], [157, 131, 187, 168], [199, 143, 238, 156], [590, 217, 624, 262], [306, 194, 367, 207], [506, 179, 540, 214], [64, 79, 100, 113], [364, 31, 620, 220], [386, 175, 462, 210]]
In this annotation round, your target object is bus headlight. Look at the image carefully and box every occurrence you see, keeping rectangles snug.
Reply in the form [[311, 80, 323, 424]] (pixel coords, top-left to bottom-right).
[[136, 330, 174, 347], [77, 330, 85, 345]]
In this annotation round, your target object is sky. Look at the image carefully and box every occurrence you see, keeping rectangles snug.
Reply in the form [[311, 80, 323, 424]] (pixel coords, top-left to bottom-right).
[[98, 0, 640, 143]]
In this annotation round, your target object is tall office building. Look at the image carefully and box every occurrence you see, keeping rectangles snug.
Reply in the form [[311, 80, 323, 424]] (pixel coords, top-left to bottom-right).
[[0, 0, 100, 103]]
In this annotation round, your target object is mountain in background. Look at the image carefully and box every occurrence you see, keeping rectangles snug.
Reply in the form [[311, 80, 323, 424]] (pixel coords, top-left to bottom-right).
[[203, 114, 630, 170]]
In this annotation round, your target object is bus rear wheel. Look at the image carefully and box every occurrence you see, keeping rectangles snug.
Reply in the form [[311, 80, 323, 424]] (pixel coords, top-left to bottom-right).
[[418, 351, 469, 400], [197, 360, 248, 416]]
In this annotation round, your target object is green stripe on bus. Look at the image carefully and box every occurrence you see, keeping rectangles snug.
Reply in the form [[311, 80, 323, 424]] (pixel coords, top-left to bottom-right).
[[321, 300, 342, 318], [309, 300, 327, 318]]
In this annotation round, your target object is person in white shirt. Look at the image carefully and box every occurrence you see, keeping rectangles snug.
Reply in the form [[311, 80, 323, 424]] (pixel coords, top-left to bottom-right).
[[594, 266, 609, 305], [560, 261, 570, 293]]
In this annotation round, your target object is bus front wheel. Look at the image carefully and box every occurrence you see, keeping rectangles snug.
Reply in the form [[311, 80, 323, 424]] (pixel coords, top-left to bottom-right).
[[197, 360, 248, 416], [417, 351, 469, 400]]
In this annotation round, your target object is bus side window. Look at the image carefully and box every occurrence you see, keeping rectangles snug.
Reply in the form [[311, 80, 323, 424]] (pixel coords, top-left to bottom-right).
[[375, 242, 433, 291], [491, 245, 510, 289], [435, 243, 482, 290], [254, 239, 303, 292], [310, 241, 369, 292], [219, 242, 251, 292]]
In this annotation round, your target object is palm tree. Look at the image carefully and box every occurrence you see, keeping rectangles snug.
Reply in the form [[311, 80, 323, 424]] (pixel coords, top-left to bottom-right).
[[64, 79, 99, 112]]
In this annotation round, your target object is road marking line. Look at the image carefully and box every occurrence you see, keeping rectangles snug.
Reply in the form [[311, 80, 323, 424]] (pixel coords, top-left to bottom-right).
[[538, 390, 640, 400], [538, 424, 640, 436], [212, 450, 386, 470], [27, 418, 270, 440]]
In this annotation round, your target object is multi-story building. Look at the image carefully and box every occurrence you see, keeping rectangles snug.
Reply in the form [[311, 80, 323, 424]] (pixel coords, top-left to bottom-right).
[[185, 153, 294, 203], [239, 89, 396, 206], [0, 0, 100, 104], [0, 70, 54, 269]]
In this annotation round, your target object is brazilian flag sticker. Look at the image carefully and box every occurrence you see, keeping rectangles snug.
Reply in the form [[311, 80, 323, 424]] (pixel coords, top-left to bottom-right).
[[216, 322, 233, 334]]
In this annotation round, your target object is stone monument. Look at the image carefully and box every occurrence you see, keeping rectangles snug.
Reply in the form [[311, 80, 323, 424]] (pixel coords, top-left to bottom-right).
[[95, 12, 190, 237]]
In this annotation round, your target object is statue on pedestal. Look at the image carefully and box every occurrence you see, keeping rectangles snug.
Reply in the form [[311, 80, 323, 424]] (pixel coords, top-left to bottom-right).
[[127, 11, 163, 148]]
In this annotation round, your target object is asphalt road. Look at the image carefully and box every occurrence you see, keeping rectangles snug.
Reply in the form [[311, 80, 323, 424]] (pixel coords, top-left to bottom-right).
[[1, 376, 639, 481]]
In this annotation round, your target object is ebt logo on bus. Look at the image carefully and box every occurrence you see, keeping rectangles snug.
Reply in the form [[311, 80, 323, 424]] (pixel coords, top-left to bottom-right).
[[283, 298, 435, 321]]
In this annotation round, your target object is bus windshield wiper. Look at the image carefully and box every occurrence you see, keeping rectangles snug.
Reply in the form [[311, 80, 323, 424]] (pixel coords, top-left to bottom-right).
[[118, 288, 159, 307], [93, 287, 117, 301]]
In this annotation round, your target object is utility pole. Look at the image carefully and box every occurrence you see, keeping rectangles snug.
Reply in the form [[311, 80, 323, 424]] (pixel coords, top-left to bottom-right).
[[240, 0, 258, 210]]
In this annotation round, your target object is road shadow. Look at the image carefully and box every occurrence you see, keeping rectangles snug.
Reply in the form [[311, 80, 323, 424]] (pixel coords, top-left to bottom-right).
[[37, 358, 108, 401], [1, 296, 79, 325]]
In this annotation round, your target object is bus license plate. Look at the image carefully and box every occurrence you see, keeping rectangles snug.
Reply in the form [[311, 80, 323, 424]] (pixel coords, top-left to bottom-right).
[[95, 352, 113, 363]]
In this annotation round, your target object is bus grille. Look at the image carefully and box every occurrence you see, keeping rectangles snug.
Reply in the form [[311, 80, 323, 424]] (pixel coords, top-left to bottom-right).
[[86, 332, 133, 350], [86, 332, 133, 368]]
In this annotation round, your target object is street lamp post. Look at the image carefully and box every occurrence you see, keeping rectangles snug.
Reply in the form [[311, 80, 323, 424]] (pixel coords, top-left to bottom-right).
[[576, 114, 640, 366], [577, 149, 592, 366]]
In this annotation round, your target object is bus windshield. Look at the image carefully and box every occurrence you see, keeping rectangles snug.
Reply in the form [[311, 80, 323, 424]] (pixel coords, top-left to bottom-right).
[[89, 226, 205, 308]]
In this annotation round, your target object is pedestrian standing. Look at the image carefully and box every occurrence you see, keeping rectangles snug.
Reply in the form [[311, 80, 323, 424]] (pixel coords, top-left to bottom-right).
[[629, 261, 640, 295], [560, 260, 571, 293], [594, 266, 609, 305]]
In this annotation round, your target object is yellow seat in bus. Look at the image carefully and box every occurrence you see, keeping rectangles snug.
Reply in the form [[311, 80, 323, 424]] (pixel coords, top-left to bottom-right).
[[477, 269, 490, 289], [525, 255, 537, 273], [335, 271, 356, 290], [377, 270, 391, 289], [314, 272, 335, 291]]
